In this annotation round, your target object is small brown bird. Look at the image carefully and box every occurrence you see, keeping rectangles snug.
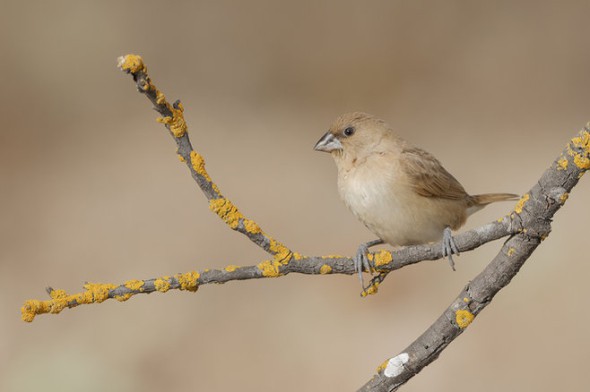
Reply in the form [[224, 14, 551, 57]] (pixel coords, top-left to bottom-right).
[[314, 112, 518, 287]]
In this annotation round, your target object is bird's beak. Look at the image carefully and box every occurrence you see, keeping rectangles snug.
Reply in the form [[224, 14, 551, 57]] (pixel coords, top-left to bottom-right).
[[314, 132, 342, 153]]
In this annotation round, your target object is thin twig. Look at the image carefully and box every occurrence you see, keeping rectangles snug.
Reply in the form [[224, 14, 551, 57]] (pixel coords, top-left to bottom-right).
[[115, 54, 294, 262]]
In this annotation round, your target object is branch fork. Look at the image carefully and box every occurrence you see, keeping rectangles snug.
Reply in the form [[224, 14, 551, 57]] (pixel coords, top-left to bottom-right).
[[21, 54, 589, 392]]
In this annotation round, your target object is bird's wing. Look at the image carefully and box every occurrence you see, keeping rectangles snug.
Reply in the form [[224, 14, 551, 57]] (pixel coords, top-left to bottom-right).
[[400, 146, 468, 200]]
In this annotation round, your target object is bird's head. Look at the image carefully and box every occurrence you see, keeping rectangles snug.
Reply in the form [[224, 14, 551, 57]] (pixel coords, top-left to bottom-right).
[[314, 112, 394, 161]]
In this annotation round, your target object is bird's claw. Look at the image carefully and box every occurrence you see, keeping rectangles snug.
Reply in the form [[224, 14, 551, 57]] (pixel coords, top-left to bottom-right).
[[353, 239, 384, 290], [354, 243, 373, 288], [442, 226, 460, 271]]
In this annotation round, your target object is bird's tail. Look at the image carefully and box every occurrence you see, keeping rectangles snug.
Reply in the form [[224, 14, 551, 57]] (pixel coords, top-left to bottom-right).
[[470, 193, 520, 206]]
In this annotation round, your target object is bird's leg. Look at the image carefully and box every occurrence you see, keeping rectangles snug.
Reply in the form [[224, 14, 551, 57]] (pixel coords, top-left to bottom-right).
[[442, 226, 460, 271], [354, 239, 384, 287]]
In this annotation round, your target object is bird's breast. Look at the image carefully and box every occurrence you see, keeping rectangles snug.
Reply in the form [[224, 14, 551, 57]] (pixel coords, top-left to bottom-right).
[[337, 157, 465, 246]]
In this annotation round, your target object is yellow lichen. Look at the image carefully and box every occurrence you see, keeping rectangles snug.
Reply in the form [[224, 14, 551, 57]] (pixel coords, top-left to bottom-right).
[[178, 154, 186, 163], [209, 198, 244, 229], [557, 157, 568, 170], [83, 283, 117, 303], [507, 247, 516, 256], [124, 279, 145, 292], [114, 293, 132, 302], [154, 277, 171, 293], [21, 300, 46, 322], [268, 238, 292, 262], [463, 297, 471, 304], [156, 101, 187, 138], [117, 54, 146, 74], [568, 130, 590, 170], [45, 289, 68, 314], [319, 264, 332, 274], [514, 194, 530, 214], [573, 154, 590, 170], [176, 271, 200, 292], [187, 151, 221, 194], [373, 250, 393, 268], [361, 281, 380, 297], [189, 151, 212, 182], [49, 289, 67, 299], [321, 254, 345, 259], [377, 358, 390, 373], [243, 219, 261, 234], [21, 288, 73, 321], [224, 265, 239, 273], [455, 309, 475, 329], [560, 192, 569, 204], [22, 282, 120, 322], [258, 259, 281, 277], [155, 90, 166, 105]]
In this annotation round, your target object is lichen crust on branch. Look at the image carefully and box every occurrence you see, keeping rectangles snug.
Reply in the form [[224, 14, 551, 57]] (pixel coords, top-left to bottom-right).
[[23, 56, 587, 392], [116, 54, 292, 259], [22, 272, 202, 322]]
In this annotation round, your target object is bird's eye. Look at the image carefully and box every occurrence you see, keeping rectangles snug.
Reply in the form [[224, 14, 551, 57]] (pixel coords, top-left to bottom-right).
[[343, 127, 355, 137]]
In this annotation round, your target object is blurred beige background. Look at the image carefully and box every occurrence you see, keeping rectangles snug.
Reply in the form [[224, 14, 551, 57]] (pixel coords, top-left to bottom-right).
[[2, 1, 590, 391]]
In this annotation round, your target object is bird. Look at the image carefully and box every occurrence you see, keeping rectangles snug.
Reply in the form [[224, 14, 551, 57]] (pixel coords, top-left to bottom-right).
[[314, 112, 518, 289]]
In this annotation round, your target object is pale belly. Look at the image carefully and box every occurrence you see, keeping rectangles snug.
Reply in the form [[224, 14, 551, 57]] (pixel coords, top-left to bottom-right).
[[338, 169, 466, 246]]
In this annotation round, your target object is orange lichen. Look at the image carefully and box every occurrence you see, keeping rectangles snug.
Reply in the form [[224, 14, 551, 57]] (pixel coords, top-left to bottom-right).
[[268, 238, 292, 262], [321, 254, 345, 259], [155, 90, 166, 105], [514, 194, 530, 214], [557, 157, 568, 170], [209, 198, 244, 229], [292, 252, 304, 260], [258, 259, 281, 277], [124, 279, 145, 292], [157, 101, 187, 138], [189, 151, 210, 181], [188, 151, 221, 194], [243, 219, 261, 234], [176, 271, 200, 292], [567, 129, 590, 170], [560, 192, 569, 204], [82, 283, 117, 303], [361, 281, 380, 297], [373, 250, 393, 268], [117, 54, 146, 74], [21, 283, 117, 322], [154, 277, 171, 293], [319, 264, 332, 274], [455, 309, 475, 329], [377, 358, 389, 373], [114, 293, 132, 302]]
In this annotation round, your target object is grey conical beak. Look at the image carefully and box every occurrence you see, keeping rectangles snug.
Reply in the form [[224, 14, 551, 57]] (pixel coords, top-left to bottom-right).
[[314, 132, 342, 152]]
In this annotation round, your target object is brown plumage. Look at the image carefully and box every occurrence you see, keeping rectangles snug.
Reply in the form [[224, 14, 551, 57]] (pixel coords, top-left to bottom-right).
[[314, 112, 518, 286]]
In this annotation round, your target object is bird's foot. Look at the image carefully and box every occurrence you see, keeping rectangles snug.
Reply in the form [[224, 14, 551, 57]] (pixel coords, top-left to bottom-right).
[[442, 226, 460, 271], [354, 239, 384, 289], [354, 243, 372, 286]]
